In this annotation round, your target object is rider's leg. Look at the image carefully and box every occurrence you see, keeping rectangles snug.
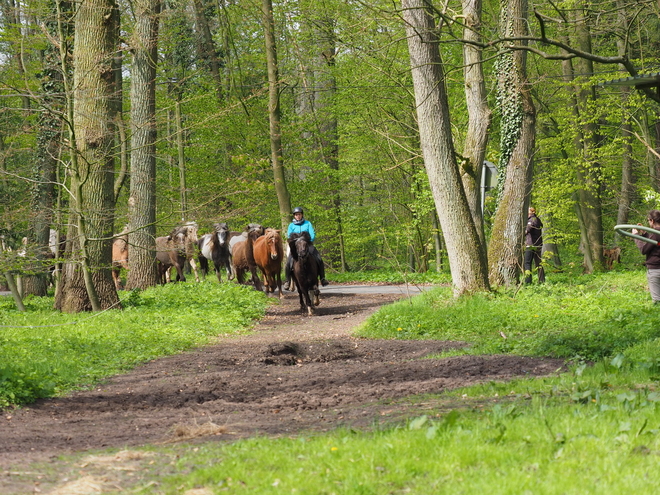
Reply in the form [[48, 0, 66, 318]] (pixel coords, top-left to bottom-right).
[[283, 254, 293, 290], [310, 246, 328, 286]]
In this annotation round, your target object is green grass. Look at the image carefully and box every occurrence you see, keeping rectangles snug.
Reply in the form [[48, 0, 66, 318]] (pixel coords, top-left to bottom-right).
[[65, 353, 659, 494], [135, 391, 660, 494], [0, 282, 269, 408], [7, 268, 660, 493], [356, 270, 660, 362]]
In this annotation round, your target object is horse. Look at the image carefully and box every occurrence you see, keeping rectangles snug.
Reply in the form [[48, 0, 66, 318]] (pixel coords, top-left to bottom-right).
[[231, 229, 263, 291], [198, 222, 233, 282], [111, 226, 129, 290], [253, 228, 284, 298], [228, 223, 264, 255], [155, 229, 187, 284], [177, 221, 201, 282], [288, 232, 320, 315]]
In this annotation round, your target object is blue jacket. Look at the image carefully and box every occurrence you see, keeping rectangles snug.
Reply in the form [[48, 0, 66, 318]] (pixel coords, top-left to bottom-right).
[[287, 219, 315, 242]]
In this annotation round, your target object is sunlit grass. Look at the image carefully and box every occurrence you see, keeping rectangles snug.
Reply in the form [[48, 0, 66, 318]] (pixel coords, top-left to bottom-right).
[[126, 365, 660, 494], [357, 270, 660, 361], [0, 282, 269, 407]]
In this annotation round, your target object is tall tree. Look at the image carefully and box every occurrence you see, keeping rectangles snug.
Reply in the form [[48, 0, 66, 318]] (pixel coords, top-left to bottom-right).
[[401, 0, 489, 295], [55, 0, 120, 312], [569, 4, 604, 272], [126, 0, 161, 290], [460, 0, 491, 246], [614, 1, 634, 231], [263, 0, 291, 229], [487, 0, 536, 286], [21, 0, 70, 296], [192, 0, 224, 103]]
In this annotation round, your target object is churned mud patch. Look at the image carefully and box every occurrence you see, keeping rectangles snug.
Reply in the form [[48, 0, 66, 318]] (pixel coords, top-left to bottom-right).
[[0, 287, 566, 494]]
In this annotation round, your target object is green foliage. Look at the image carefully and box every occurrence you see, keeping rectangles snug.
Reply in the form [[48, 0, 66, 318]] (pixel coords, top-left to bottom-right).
[[0, 282, 268, 408]]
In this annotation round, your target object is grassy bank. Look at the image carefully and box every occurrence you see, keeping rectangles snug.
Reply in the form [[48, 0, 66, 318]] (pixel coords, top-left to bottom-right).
[[0, 282, 268, 408], [357, 270, 660, 362]]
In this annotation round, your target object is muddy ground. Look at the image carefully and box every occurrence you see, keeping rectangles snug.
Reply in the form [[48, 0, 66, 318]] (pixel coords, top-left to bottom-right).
[[0, 287, 566, 492]]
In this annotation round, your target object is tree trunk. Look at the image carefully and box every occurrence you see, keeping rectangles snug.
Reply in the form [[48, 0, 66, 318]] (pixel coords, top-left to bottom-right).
[[22, 3, 65, 296], [193, 0, 224, 103], [616, 88, 635, 230], [126, 0, 160, 290], [615, 3, 634, 232], [402, 0, 489, 295], [175, 95, 188, 222], [263, 0, 291, 231], [571, 5, 604, 272], [460, 0, 491, 246], [55, 0, 120, 313], [487, 0, 535, 286]]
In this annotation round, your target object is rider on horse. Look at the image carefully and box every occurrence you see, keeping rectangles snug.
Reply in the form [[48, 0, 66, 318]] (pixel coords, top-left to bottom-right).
[[283, 207, 329, 290]]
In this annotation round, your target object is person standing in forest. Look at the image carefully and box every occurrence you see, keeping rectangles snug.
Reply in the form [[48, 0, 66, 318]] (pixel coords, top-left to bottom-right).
[[283, 207, 329, 291], [632, 210, 660, 304], [524, 207, 545, 284]]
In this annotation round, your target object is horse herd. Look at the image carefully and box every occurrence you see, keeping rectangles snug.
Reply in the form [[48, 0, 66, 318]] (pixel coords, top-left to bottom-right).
[[112, 222, 322, 315]]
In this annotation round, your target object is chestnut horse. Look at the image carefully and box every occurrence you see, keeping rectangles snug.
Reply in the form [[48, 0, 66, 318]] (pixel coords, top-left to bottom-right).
[[253, 228, 284, 298], [231, 229, 263, 291], [288, 232, 320, 315]]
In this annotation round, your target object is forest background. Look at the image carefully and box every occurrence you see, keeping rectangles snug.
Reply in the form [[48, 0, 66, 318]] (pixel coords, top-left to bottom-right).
[[1, 0, 660, 312]]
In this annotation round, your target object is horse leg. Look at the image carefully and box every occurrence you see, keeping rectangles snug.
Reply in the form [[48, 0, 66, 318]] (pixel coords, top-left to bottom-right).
[[297, 287, 307, 313], [225, 258, 234, 281], [250, 267, 263, 291], [174, 263, 186, 282], [189, 257, 200, 283], [304, 290, 315, 316], [214, 260, 223, 283], [198, 256, 209, 280], [275, 271, 283, 299]]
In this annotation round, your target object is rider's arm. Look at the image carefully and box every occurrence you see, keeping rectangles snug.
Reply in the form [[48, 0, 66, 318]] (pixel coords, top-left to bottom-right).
[[307, 221, 316, 242]]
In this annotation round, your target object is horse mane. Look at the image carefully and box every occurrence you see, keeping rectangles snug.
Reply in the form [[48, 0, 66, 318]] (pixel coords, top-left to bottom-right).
[[288, 231, 310, 261], [264, 228, 281, 242], [246, 223, 264, 236]]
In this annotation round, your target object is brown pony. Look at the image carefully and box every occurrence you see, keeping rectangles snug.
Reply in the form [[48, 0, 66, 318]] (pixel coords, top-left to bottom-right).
[[231, 229, 263, 291], [253, 228, 284, 298]]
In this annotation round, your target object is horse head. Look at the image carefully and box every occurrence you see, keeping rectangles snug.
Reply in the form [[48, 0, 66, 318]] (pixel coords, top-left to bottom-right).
[[213, 222, 230, 246], [264, 228, 282, 261], [247, 223, 264, 236], [290, 231, 311, 261]]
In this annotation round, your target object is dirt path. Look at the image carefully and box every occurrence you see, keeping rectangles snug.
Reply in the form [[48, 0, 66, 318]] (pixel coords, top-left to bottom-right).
[[0, 288, 565, 479]]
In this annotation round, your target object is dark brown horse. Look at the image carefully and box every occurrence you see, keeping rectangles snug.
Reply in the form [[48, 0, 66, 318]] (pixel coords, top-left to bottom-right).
[[231, 229, 263, 291], [253, 228, 284, 298], [288, 232, 320, 315]]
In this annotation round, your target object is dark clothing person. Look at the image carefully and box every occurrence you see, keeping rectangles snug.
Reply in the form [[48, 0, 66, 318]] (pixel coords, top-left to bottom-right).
[[524, 208, 545, 284], [633, 210, 660, 304]]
